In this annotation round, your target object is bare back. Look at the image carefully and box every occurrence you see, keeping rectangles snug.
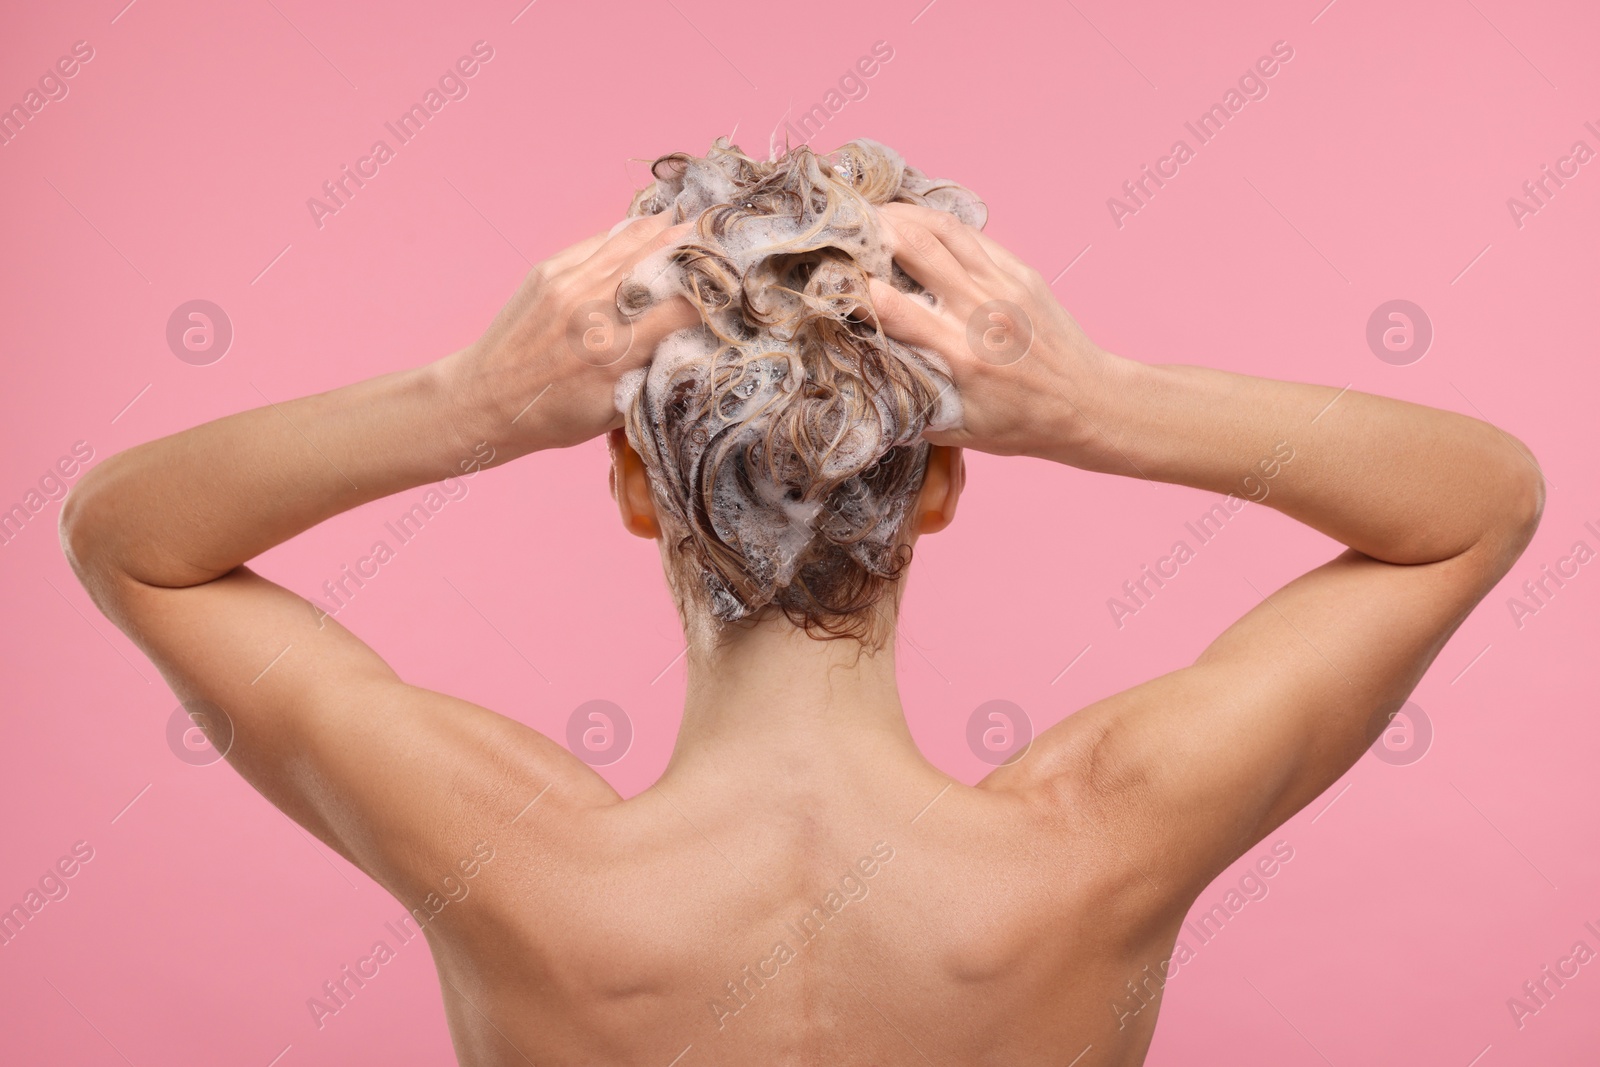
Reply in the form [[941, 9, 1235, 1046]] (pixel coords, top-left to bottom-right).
[[406, 703, 1179, 1067]]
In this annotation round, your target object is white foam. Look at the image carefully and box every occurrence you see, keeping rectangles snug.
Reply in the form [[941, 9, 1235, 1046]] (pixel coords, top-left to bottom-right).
[[614, 138, 980, 621]]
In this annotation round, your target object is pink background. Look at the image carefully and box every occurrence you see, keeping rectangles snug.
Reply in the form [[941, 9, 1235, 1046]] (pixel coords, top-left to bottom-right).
[[3, 0, 1597, 1063]]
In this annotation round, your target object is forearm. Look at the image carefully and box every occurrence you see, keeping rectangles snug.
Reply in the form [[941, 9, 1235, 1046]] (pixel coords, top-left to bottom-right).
[[60, 213, 693, 600], [1045, 354, 1543, 566], [62, 353, 502, 590]]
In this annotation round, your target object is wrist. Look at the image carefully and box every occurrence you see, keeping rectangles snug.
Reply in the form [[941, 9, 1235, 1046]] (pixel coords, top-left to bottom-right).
[[429, 347, 541, 466], [1027, 347, 1147, 470]]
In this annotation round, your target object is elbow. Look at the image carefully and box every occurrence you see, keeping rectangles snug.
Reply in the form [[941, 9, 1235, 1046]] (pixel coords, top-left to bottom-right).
[[60, 455, 208, 595], [1507, 436, 1545, 538], [1486, 433, 1544, 565], [59, 475, 87, 570], [59, 464, 143, 624], [58, 464, 115, 587]]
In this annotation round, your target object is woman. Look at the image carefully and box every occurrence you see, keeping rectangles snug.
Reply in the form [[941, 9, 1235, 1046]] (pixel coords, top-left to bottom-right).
[[61, 139, 1542, 1065]]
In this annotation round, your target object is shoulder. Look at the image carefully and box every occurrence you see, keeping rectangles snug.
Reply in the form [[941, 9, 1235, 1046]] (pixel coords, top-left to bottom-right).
[[280, 682, 623, 902], [974, 675, 1209, 924]]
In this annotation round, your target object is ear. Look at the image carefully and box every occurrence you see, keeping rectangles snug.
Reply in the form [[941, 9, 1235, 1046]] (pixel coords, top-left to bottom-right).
[[914, 445, 965, 535], [606, 428, 661, 539]]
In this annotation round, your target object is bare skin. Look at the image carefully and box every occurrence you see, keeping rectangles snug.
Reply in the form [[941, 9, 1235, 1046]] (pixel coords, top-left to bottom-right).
[[61, 206, 1543, 1066]]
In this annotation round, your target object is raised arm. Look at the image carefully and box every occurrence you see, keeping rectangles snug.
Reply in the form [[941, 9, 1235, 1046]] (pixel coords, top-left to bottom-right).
[[1018, 356, 1541, 875], [868, 203, 1543, 905], [59, 214, 697, 904]]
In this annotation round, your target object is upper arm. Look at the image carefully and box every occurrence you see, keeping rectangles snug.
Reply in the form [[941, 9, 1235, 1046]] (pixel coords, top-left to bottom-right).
[[80, 561, 603, 905], [1018, 520, 1535, 911]]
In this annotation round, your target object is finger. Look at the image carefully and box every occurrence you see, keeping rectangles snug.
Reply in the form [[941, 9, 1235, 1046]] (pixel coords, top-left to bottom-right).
[[876, 211, 973, 304], [880, 202, 997, 278], [609, 220, 699, 318], [538, 230, 610, 278], [585, 212, 685, 276], [625, 292, 702, 356], [964, 226, 1039, 282], [866, 278, 946, 351]]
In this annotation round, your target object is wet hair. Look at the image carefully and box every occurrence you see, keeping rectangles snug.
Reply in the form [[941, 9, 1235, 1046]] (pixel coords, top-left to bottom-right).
[[614, 137, 984, 644]]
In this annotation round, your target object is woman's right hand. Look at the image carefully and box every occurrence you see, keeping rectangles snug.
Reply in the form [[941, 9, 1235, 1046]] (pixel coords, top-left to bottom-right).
[[442, 212, 700, 459], [867, 203, 1123, 464]]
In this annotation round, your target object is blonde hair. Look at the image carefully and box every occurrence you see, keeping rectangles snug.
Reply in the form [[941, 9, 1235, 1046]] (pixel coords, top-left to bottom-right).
[[617, 137, 983, 645]]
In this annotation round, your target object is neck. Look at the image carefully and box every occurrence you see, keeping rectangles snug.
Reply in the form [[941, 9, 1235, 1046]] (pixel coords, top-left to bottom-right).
[[660, 612, 925, 786]]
